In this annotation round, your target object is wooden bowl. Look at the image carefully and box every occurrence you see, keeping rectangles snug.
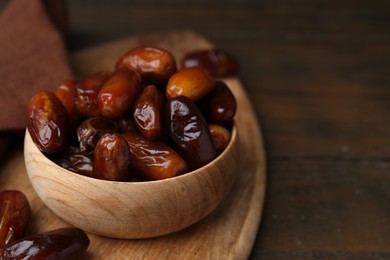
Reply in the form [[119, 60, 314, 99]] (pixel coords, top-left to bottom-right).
[[23, 126, 239, 239]]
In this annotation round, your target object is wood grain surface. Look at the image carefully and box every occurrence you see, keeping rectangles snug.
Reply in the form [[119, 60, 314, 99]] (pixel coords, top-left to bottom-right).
[[2, 0, 390, 258], [0, 31, 266, 259]]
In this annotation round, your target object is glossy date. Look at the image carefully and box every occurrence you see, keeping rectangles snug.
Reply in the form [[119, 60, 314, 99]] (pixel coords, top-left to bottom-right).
[[166, 96, 216, 169], [116, 46, 177, 84], [0, 190, 31, 248], [50, 146, 93, 177], [97, 68, 141, 119], [77, 116, 118, 155], [26, 91, 68, 153], [55, 79, 80, 131], [93, 133, 131, 181], [74, 71, 111, 117], [165, 67, 215, 102], [205, 81, 237, 124], [208, 124, 231, 155], [181, 49, 239, 77], [0, 227, 89, 260], [133, 85, 164, 140], [122, 132, 188, 180]]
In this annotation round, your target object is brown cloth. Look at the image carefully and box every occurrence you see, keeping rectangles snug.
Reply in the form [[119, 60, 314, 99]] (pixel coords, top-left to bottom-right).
[[0, 0, 73, 131]]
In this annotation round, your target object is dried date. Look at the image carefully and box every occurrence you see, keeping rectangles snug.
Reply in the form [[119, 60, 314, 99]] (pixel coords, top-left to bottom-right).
[[181, 49, 239, 77], [116, 46, 177, 84], [0, 190, 31, 248], [208, 124, 231, 154], [205, 81, 237, 124], [74, 71, 111, 117], [97, 68, 141, 119], [26, 91, 68, 153], [77, 116, 118, 155], [165, 67, 215, 102], [122, 132, 188, 180], [118, 114, 138, 133], [55, 79, 80, 131], [133, 85, 164, 140], [50, 146, 93, 177], [166, 96, 216, 169], [0, 227, 89, 260], [93, 133, 131, 181]]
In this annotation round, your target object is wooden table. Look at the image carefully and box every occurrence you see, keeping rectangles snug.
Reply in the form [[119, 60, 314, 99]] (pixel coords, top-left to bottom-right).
[[2, 0, 390, 258]]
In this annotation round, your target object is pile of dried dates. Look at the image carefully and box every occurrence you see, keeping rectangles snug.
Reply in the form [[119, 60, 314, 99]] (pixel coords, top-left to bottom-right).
[[26, 47, 238, 181], [0, 190, 89, 259]]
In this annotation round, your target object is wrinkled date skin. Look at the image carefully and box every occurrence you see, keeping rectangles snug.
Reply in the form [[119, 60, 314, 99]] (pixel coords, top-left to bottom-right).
[[0, 227, 89, 260], [77, 116, 118, 155], [133, 85, 164, 140], [74, 71, 111, 117], [165, 67, 215, 102], [166, 96, 216, 169], [118, 114, 138, 133], [93, 133, 131, 181], [115, 46, 177, 84], [181, 49, 239, 77], [0, 190, 31, 248], [98, 68, 142, 119], [50, 146, 93, 177], [209, 124, 231, 155], [205, 81, 237, 124], [55, 79, 81, 131], [26, 91, 68, 153], [122, 132, 188, 180]]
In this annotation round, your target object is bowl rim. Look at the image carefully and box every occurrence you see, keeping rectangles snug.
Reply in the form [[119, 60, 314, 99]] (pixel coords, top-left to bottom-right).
[[24, 122, 238, 185]]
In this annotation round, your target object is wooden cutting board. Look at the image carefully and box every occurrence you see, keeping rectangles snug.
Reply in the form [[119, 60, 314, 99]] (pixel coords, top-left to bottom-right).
[[0, 31, 266, 259]]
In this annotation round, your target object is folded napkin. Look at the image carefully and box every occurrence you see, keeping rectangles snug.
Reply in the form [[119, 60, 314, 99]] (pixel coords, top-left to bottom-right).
[[0, 0, 71, 161], [0, 0, 72, 131]]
